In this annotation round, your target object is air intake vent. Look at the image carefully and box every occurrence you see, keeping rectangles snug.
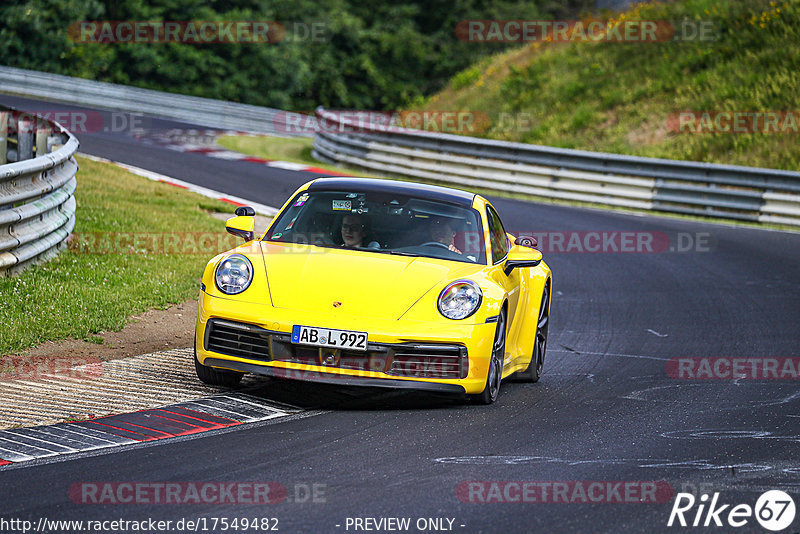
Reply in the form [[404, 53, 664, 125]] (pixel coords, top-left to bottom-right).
[[388, 344, 468, 379], [205, 319, 272, 361]]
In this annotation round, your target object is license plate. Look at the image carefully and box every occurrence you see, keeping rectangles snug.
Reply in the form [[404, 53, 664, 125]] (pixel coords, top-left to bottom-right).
[[291, 325, 368, 352]]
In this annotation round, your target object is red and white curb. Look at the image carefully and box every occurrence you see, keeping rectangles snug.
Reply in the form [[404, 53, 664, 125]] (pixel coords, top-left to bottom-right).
[[173, 143, 337, 174], [0, 392, 298, 466], [79, 153, 279, 216], [147, 128, 349, 176]]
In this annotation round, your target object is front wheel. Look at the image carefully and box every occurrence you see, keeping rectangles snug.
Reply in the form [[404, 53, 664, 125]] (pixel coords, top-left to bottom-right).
[[470, 308, 506, 405], [516, 285, 549, 383], [194, 338, 244, 387]]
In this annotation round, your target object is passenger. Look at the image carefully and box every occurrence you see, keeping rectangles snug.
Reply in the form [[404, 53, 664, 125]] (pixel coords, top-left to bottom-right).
[[340, 213, 380, 249]]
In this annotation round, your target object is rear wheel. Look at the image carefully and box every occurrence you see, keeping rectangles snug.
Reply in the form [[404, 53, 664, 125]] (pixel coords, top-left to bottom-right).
[[516, 284, 549, 383], [194, 338, 244, 388], [470, 308, 506, 405]]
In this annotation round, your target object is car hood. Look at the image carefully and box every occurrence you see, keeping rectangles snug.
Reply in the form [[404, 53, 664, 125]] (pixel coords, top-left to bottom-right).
[[259, 242, 479, 320]]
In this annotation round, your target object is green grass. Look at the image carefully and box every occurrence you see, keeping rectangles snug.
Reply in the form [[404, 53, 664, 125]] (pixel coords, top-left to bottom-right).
[[216, 135, 373, 177], [416, 0, 800, 170], [218, 135, 315, 164], [0, 156, 236, 355]]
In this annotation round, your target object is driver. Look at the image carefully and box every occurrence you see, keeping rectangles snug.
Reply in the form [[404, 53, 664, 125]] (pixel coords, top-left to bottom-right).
[[428, 217, 462, 254]]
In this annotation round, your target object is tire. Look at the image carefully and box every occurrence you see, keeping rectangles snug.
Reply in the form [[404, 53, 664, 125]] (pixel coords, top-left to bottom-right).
[[516, 284, 549, 383], [470, 308, 506, 405], [193, 338, 244, 388]]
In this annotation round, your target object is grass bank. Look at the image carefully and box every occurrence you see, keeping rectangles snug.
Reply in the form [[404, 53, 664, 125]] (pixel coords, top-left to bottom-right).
[[0, 156, 236, 355], [419, 0, 800, 170]]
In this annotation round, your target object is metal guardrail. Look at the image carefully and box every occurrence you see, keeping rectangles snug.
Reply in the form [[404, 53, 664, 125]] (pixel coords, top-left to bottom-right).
[[0, 105, 78, 275], [312, 107, 800, 227], [0, 65, 310, 137]]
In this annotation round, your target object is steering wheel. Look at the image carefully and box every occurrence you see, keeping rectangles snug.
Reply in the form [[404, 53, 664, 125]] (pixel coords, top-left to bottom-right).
[[419, 241, 451, 250], [311, 233, 335, 246]]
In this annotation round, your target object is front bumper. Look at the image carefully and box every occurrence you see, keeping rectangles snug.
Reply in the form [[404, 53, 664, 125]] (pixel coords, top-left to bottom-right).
[[196, 291, 495, 394], [201, 357, 467, 394]]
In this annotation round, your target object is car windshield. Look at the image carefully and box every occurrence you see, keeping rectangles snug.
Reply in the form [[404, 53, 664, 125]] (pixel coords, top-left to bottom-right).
[[264, 190, 487, 264]]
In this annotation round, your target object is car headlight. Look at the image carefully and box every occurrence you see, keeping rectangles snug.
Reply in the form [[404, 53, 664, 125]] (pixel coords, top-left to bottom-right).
[[215, 254, 253, 295], [438, 280, 482, 320]]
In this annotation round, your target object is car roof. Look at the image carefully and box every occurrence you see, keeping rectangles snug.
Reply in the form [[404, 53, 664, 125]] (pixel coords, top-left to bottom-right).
[[307, 177, 476, 207]]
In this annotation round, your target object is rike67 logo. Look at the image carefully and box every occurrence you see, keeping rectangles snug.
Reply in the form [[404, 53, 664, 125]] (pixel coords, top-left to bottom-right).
[[668, 490, 796, 531]]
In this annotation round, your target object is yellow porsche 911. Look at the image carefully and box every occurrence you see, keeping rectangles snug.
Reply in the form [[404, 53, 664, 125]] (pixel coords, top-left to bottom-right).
[[194, 177, 552, 404]]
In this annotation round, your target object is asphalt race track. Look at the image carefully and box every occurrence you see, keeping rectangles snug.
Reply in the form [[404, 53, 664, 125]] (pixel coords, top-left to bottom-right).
[[2, 95, 800, 533]]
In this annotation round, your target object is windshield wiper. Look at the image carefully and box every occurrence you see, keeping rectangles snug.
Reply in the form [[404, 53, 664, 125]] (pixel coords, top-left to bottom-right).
[[383, 250, 422, 258]]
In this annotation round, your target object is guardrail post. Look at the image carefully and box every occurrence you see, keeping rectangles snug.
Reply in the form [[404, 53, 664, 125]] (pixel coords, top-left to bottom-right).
[[47, 134, 64, 153], [17, 115, 34, 161], [0, 112, 7, 165], [35, 117, 51, 156]]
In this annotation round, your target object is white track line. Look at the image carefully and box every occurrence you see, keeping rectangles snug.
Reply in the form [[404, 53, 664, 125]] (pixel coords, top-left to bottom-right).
[[78, 152, 279, 216]]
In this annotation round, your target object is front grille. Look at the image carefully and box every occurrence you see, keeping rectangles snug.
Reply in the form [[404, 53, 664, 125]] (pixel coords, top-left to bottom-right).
[[205, 319, 272, 361], [205, 319, 468, 379], [270, 338, 391, 373]]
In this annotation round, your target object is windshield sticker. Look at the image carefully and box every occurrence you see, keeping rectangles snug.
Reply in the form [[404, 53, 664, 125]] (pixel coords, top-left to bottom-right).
[[346, 193, 359, 198], [293, 194, 309, 207], [272, 232, 283, 239], [332, 200, 352, 211]]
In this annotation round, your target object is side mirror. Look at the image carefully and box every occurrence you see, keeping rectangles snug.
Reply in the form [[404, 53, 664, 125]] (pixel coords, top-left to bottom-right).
[[514, 235, 538, 249], [504, 244, 543, 275], [226, 207, 255, 241]]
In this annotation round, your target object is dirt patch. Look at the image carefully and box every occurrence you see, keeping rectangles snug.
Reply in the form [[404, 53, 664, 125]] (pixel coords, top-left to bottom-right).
[[626, 115, 670, 147], [12, 299, 198, 364]]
